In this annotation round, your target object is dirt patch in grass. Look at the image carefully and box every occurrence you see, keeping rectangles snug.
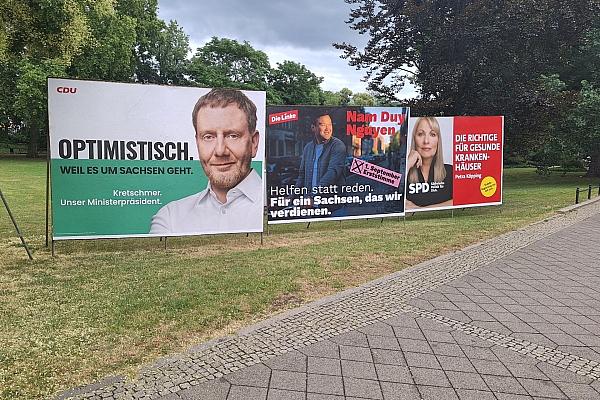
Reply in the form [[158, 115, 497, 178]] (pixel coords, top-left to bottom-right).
[[268, 292, 305, 313]]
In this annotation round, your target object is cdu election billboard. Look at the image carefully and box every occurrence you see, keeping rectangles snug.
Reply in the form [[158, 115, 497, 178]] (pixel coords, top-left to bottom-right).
[[48, 78, 266, 239]]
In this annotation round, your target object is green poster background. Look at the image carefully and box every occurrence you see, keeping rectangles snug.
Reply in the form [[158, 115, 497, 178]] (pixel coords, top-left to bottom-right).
[[51, 159, 262, 238]]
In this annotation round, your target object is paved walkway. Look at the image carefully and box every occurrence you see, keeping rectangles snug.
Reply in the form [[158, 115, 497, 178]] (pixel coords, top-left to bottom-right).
[[61, 199, 600, 400]]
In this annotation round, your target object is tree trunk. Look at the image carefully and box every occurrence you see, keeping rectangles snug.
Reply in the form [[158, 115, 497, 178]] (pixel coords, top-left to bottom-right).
[[27, 123, 39, 158], [587, 144, 600, 178]]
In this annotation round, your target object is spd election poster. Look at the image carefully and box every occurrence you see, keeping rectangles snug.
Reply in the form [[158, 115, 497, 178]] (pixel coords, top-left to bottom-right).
[[48, 78, 266, 239], [267, 105, 410, 224], [405, 116, 503, 211]]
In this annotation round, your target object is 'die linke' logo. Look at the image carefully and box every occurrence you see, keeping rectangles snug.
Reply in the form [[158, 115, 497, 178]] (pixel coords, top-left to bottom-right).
[[56, 86, 77, 94], [408, 182, 429, 194]]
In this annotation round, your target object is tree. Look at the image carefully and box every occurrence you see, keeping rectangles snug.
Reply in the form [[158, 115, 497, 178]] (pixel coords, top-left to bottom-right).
[[68, 2, 137, 82], [115, 0, 159, 82], [1, 0, 190, 156], [530, 76, 600, 176], [0, 0, 91, 156], [568, 29, 600, 176], [338, 1, 599, 106], [188, 37, 270, 91], [114, 0, 190, 84], [14, 59, 67, 156], [351, 92, 376, 106], [320, 90, 343, 106], [337, 88, 353, 106], [155, 20, 190, 85], [269, 61, 323, 105], [570, 81, 600, 176], [188, 38, 328, 105], [337, 0, 600, 172], [567, 28, 600, 91], [319, 88, 358, 106], [525, 75, 580, 173]]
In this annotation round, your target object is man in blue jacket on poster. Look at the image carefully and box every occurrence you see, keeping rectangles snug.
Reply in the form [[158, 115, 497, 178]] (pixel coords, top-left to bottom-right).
[[296, 111, 346, 214]]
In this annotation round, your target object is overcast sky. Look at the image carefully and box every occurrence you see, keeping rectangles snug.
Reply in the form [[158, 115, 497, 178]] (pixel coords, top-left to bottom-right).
[[158, 0, 417, 97]]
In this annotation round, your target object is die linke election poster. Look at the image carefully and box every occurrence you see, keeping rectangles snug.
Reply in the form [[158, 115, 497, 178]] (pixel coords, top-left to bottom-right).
[[405, 116, 504, 212], [48, 78, 266, 239], [266, 105, 410, 224]]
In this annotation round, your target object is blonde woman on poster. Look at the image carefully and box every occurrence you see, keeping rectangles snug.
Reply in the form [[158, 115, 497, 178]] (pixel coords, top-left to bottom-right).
[[405, 117, 453, 209]]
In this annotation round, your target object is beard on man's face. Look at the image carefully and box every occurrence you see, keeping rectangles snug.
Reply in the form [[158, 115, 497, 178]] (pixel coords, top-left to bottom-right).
[[201, 152, 253, 191]]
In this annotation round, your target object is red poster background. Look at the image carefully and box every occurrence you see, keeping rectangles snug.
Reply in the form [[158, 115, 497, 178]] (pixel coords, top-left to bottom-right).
[[452, 116, 504, 206]]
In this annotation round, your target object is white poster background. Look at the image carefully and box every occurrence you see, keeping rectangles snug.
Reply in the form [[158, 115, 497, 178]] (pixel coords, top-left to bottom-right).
[[48, 78, 266, 239], [48, 79, 266, 161]]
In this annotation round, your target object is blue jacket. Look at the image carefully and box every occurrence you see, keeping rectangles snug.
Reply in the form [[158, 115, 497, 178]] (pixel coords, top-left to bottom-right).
[[296, 136, 346, 190]]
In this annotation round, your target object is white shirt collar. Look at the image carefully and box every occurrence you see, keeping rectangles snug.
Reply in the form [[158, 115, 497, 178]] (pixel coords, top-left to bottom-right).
[[197, 169, 261, 206]]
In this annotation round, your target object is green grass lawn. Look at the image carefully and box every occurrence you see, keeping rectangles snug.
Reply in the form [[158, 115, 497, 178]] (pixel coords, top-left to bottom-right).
[[0, 157, 597, 399]]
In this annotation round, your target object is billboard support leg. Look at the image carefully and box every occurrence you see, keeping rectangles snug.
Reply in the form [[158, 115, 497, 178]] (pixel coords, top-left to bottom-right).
[[51, 240, 55, 257], [164, 237, 167, 251], [45, 141, 50, 248], [0, 189, 33, 260], [451, 210, 454, 218], [260, 232, 263, 245], [306, 222, 311, 229], [381, 218, 384, 224]]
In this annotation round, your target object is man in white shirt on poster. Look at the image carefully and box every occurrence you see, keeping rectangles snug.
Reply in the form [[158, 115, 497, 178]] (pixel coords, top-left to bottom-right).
[[150, 88, 262, 235]]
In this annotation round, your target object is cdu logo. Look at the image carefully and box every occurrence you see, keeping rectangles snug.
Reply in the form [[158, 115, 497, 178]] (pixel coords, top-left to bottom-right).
[[56, 87, 77, 94]]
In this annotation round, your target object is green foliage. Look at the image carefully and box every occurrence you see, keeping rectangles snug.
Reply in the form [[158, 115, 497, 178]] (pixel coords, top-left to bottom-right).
[[320, 89, 378, 106], [563, 28, 600, 89], [14, 59, 67, 156], [0, 1, 89, 156], [68, 3, 137, 81], [0, 0, 195, 157], [269, 60, 323, 105], [14, 58, 67, 125], [187, 38, 328, 106], [319, 88, 350, 106], [572, 81, 600, 139], [528, 74, 579, 174], [115, 0, 160, 82], [320, 88, 379, 106], [0, 60, 17, 131], [112, 0, 190, 84], [338, 0, 600, 175], [0, 0, 90, 156], [350, 91, 376, 106], [526, 75, 600, 176], [339, 0, 599, 107], [570, 81, 600, 176], [0, 10, 7, 62], [155, 20, 190, 85], [188, 37, 271, 91], [1, 0, 90, 62], [320, 90, 343, 105], [336, 87, 353, 105]]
